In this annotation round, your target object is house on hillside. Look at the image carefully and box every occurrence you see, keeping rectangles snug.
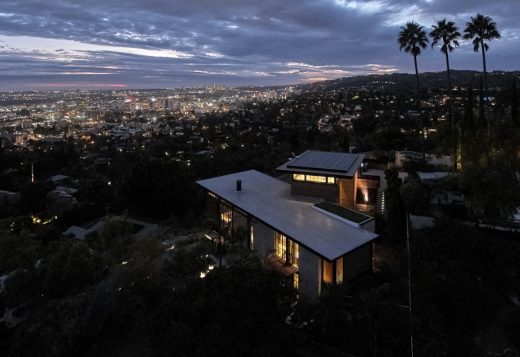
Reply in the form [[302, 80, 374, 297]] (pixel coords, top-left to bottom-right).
[[277, 150, 380, 212], [196, 151, 379, 302]]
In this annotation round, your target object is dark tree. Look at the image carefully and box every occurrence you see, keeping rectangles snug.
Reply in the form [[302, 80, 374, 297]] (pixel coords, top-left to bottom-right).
[[398, 22, 429, 92], [383, 168, 406, 241], [400, 173, 430, 215], [463, 87, 475, 130], [463, 14, 501, 92], [430, 19, 460, 90]]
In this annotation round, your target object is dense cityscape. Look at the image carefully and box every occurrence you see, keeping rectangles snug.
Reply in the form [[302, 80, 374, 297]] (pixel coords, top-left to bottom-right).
[[0, 85, 300, 146], [1, 1, 520, 356]]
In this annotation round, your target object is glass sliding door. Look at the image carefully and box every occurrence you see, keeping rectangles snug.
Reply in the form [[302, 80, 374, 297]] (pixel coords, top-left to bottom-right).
[[288, 240, 299, 267], [275, 232, 299, 267], [219, 203, 232, 237], [275, 232, 287, 260]]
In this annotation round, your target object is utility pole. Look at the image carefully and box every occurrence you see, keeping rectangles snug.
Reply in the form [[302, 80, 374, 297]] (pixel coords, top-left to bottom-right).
[[406, 209, 414, 357]]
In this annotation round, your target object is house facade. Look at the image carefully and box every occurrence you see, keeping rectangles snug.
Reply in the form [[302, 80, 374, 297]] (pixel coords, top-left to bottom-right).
[[277, 150, 380, 212], [196, 151, 379, 302]]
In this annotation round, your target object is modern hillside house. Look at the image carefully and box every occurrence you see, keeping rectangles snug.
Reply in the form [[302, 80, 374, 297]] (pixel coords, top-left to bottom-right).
[[196, 151, 379, 301], [277, 150, 380, 211]]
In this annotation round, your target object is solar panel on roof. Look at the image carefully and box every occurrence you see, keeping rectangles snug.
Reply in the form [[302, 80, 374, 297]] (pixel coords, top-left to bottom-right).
[[286, 151, 358, 173]]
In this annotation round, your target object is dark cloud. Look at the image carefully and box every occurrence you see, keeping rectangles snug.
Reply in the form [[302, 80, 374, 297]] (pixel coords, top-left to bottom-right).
[[0, 0, 518, 90]]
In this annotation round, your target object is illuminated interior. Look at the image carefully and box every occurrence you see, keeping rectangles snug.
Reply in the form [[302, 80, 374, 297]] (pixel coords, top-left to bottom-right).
[[220, 204, 232, 236], [322, 257, 344, 285], [290, 239, 299, 268], [336, 257, 343, 284], [275, 232, 299, 267], [293, 273, 299, 289], [322, 260, 333, 284], [306, 175, 327, 183], [293, 174, 305, 181], [249, 224, 254, 250], [220, 206, 232, 225], [292, 173, 336, 185], [275, 232, 287, 260]]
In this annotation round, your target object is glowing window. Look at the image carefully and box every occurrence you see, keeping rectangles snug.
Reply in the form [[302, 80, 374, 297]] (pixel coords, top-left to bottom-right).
[[293, 174, 305, 181], [293, 174, 336, 184], [293, 273, 299, 289], [220, 205, 232, 225], [275, 232, 299, 267], [275, 232, 287, 260], [336, 257, 343, 284], [249, 224, 254, 250], [306, 175, 327, 183], [322, 259, 333, 284], [289, 240, 299, 268]]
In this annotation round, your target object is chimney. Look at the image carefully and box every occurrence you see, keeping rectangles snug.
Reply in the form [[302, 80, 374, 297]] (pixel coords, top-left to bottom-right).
[[236, 179, 242, 191]]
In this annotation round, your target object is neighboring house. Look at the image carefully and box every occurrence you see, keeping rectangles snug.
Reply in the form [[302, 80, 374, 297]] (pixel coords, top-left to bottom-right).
[[416, 171, 450, 184], [47, 175, 78, 215], [277, 150, 380, 212], [47, 186, 78, 215], [49, 174, 73, 186], [197, 151, 379, 302], [511, 208, 520, 227], [63, 216, 161, 240], [63, 225, 91, 240], [395, 150, 453, 169], [0, 190, 19, 204]]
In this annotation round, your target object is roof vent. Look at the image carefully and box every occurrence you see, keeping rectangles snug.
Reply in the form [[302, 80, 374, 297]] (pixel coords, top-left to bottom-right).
[[236, 179, 242, 191]]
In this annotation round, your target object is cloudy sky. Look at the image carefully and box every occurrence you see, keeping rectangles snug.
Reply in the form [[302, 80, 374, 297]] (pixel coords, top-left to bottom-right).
[[0, 0, 518, 90]]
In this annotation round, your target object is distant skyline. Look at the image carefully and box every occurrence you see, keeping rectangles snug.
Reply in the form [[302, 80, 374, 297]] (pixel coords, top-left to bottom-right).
[[0, 0, 519, 91]]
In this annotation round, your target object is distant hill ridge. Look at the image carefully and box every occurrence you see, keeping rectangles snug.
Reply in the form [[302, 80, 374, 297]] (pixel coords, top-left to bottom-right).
[[299, 70, 520, 91]]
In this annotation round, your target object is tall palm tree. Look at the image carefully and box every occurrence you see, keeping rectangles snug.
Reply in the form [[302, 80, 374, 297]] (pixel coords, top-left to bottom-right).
[[398, 21, 429, 91], [430, 19, 461, 170], [463, 14, 501, 92], [430, 19, 460, 90]]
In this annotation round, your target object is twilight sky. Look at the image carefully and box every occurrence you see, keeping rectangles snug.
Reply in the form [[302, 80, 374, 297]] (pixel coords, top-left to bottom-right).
[[0, 0, 518, 90]]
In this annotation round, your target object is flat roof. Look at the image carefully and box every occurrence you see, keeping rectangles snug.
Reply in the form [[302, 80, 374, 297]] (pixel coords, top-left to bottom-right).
[[277, 150, 364, 177], [416, 171, 450, 181], [197, 170, 377, 261]]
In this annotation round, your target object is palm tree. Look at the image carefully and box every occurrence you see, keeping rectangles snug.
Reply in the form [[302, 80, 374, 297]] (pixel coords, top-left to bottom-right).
[[398, 21, 429, 91], [430, 19, 461, 170], [463, 14, 501, 92], [430, 19, 460, 90]]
